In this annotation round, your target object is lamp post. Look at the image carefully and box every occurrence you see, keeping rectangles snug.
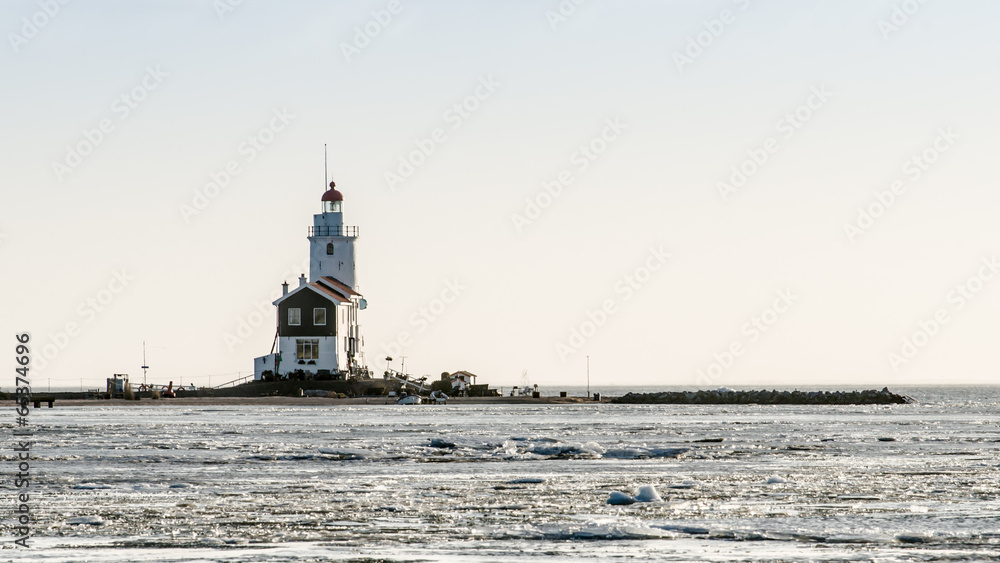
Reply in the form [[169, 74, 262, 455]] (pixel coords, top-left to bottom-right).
[[141, 341, 149, 387]]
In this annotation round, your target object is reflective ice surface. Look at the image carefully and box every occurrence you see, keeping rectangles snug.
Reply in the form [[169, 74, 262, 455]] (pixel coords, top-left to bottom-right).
[[7, 386, 1000, 562]]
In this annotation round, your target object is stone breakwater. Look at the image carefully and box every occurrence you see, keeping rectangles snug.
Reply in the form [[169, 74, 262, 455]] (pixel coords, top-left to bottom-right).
[[612, 387, 915, 405]]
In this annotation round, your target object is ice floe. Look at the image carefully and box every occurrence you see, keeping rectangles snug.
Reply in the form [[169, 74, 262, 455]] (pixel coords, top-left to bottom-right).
[[66, 515, 105, 526], [607, 491, 637, 505], [634, 485, 662, 502], [607, 485, 663, 505]]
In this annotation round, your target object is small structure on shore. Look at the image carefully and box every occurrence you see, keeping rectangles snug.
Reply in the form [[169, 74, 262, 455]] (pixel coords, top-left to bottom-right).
[[448, 371, 477, 395], [107, 374, 129, 398], [430, 371, 498, 397]]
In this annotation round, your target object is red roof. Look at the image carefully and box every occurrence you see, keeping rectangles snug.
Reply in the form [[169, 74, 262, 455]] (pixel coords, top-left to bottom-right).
[[318, 276, 360, 297], [310, 282, 349, 303], [322, 181, 344, 202]]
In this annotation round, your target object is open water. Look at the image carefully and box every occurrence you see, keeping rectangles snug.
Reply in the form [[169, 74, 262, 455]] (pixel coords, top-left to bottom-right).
[[4, 385, 999, 562]]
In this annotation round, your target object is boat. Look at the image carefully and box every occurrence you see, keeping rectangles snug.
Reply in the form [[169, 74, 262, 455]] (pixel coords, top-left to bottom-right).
[[396, 394, 422, 405]]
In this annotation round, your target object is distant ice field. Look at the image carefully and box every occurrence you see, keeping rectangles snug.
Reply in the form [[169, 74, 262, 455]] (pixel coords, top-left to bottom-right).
[[6, 385, 999, 562]]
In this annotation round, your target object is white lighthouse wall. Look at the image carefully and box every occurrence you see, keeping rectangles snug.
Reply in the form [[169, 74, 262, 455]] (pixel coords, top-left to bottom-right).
[[314, 209, 343, 230], [308, 236, 357, 288]]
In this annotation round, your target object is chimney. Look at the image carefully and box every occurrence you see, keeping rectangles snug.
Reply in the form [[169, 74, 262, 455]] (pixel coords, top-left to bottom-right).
[[298, 274, 307, 288], [281, 281, 289, 296]]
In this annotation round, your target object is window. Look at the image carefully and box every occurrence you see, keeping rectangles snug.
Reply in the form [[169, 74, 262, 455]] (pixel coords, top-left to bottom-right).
[[326, 243, 335, 255], [288, 308, 301, 326], [314, 308, 326, 325], [296, 339, 319, 360]]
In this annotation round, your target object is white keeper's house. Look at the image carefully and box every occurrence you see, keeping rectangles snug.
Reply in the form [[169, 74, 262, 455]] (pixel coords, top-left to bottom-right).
[[254, 182, 369, 381]]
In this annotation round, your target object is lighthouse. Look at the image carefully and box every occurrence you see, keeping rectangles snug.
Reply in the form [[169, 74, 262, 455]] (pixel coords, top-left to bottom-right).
[[308, 182, 359, 289], [253, 182, 368, 382]]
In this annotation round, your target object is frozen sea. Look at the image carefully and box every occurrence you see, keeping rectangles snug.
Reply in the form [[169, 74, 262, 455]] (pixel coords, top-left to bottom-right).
[[5, 385, 1000, 562]]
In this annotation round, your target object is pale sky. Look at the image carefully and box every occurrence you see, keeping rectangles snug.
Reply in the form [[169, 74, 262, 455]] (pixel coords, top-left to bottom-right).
[[3, 0, 999, 390]]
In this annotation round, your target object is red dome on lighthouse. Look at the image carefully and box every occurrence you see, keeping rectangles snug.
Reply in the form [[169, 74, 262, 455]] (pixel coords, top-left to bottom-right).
[[321, 181, 343, 202]]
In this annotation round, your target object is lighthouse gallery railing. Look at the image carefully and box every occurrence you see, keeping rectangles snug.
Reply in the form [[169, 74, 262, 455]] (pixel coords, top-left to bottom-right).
[[308, 226, 360, 237]]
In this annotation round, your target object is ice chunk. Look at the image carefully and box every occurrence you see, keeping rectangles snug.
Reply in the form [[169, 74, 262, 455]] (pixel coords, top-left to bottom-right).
[[607, 491, 636, 505], [200, 538, 226, 547], [67, 516, 105, 526], [319, 447, 368, 460], [647, 447, 690, 458], [529, 442, 604, 458], [658, 524, 711, 535], [668, 480, 699, 489], [603, 446, 690, 459], [634, 485, 662, 502], [764, 476, 787, 484]]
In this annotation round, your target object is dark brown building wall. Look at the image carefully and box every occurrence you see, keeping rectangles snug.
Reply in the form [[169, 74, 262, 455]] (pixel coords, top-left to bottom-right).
[[278, 290, 337, 338]]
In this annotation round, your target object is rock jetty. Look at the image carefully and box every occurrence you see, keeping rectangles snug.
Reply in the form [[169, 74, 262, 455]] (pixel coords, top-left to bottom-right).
[[612, 387, 914, 405]]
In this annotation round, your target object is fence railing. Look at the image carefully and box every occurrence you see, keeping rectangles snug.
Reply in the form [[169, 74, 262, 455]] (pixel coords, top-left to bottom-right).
[[308, 225, 359, 237], [214, 374, 254, 389]]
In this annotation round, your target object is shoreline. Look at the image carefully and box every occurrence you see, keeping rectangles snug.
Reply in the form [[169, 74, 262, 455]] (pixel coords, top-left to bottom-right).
[[33, 392, 917, 408], [45, 396, 600, 407]]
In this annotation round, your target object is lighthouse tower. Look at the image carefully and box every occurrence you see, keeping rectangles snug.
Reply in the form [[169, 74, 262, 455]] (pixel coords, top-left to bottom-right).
[[308, 182, 359, 289], [252, 180, 369, 382]]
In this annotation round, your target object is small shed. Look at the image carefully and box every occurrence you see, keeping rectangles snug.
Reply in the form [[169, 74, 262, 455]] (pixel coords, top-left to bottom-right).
[[448, 371, 478, 395]]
